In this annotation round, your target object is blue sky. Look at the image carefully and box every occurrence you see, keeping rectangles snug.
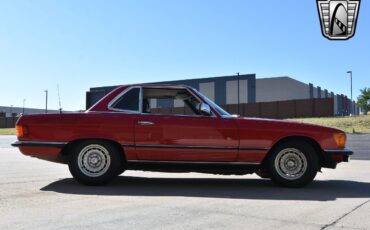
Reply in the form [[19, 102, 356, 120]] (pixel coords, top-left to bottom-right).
[[0, 0, 369, 111]]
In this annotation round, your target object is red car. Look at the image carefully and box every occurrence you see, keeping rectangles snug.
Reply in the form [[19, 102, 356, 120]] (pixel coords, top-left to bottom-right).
[[12, 84, 353, 187]]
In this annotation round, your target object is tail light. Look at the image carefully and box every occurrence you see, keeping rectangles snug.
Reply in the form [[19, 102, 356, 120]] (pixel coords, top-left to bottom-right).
[[16, 125, 28, 138]]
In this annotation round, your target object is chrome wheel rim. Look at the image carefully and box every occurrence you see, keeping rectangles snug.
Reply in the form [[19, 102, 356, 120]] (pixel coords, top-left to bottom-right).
[[77, 144, 111, 177], [274, 148, 307, 180]]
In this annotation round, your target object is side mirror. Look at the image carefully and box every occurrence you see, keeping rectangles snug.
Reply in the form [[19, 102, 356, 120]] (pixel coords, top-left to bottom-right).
[[199, 103, 211, 116]]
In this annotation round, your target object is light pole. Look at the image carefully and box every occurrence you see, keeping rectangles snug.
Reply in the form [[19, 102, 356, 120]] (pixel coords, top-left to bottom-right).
[[22, 99, 26, 114], [44, 90, 48, 114], [347, 71, 353, 115]]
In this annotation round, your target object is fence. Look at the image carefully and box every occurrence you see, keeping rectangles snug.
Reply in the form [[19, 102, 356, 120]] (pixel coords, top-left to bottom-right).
[[0, 117, 18, 128], [151, 98, 334, 119], [225, 98, 334, 118]]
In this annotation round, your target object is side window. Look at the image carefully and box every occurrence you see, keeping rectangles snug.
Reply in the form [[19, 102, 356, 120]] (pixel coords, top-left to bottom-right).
[[111, 88, 140, 111], [142, 88, 203, 116]]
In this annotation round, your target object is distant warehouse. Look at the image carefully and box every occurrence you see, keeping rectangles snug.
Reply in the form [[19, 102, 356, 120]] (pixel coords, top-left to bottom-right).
[[86, 74, 358, 118]]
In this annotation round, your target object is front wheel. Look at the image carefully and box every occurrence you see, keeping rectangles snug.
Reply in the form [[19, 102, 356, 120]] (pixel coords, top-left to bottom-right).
[[68, 140, 123, 185], [266, 141, 319, 188]]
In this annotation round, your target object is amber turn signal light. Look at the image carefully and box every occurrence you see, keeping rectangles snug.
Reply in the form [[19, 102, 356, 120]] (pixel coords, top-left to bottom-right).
[[16, 125, 28, 138], [333, 133, 346, 148]]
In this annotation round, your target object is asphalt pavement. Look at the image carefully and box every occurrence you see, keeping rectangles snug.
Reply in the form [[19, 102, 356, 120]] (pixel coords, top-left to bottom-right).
[[0, 135, 369, 230], [347, 134, 370, 160]]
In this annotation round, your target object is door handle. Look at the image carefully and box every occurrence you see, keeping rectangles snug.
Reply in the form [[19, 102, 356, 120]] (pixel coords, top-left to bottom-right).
[[138, 121, 155, 126]]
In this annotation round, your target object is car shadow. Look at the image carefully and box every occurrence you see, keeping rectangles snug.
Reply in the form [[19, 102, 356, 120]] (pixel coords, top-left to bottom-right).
[[41, 176, 370, 201]]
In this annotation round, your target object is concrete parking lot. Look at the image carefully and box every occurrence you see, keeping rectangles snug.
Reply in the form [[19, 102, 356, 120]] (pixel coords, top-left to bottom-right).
[[0, 135, 369, 230]]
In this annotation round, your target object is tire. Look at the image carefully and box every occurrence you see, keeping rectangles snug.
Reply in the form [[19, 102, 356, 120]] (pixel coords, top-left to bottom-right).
[[68, 140, 123, 185], [266, 140, 319, 188], [255, 169, 270, 179], [118, 165, 126, 175]]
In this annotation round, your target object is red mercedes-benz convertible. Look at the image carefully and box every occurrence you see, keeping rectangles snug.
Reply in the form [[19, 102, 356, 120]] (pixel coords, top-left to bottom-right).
[[12, 84, 353, 187]]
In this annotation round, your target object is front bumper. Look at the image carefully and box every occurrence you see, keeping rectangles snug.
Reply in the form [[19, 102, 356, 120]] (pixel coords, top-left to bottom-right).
[[323, 148, 354, 156], [322, 148, 353, 168]]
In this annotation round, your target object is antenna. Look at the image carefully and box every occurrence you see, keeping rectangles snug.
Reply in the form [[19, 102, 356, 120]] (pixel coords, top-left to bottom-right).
[[57, 84, 62, 113]]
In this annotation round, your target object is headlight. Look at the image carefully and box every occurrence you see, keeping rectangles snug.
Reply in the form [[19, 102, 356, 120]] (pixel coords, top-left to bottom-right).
[[333, 133, 346, 148]]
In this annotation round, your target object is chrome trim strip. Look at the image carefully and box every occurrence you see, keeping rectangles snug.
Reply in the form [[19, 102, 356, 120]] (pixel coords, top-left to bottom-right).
[[11, 141, 67, 148], [127, 160, 261, 165], [239, 147, 269, 151], [121, 144, 135, 148], [122, 144, 268, 151], [135, 144, 236, 149]]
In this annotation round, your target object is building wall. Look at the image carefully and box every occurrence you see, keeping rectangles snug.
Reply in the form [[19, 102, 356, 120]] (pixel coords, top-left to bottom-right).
[[199, 82, 215, 101], [313, 87, 318, 98], [256, 77, 310, 102], [321, 90, 326, 98], [225, 80, 248, 104]]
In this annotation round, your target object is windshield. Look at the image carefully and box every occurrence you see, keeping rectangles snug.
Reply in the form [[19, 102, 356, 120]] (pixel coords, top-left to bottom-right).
[[195, 90, 232, 118]]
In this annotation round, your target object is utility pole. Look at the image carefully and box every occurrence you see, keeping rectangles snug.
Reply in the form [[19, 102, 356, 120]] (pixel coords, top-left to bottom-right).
[[347, 71, 353, 115], [22, 99, 26, 114], [236, 72, 240, 115], [44, 90, 48, 114]]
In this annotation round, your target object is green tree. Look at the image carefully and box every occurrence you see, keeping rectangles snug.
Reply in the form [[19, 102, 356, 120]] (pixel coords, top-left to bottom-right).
[[357, 88, 370, 114]]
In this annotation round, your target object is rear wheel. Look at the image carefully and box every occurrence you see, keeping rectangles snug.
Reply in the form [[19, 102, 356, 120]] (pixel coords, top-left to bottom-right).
[[255, 169, 270, 179], [68, 140, 123, 185], [267, 141, 319, 188]]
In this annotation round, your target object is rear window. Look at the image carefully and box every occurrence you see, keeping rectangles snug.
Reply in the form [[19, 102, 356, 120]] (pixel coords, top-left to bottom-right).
[[111, 88, 140, 111]]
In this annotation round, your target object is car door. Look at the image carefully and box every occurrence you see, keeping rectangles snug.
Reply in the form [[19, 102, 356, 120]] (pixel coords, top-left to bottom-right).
[[134, 87, 239, 162]]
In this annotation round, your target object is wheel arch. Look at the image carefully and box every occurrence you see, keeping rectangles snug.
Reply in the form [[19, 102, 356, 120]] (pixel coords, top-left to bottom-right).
[[60, 138, 127, 165], [262, 135, 325, 167]]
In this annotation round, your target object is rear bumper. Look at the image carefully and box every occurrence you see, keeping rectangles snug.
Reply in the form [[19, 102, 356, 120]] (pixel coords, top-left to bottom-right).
[[11, 141, 67, 148], [11, 141, 67, 163]]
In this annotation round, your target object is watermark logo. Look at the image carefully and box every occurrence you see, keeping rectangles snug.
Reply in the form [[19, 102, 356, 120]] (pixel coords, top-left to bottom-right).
[[317, 0, 360, 40]]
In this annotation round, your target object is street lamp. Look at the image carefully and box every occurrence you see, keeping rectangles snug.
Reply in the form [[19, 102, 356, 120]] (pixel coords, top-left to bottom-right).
[[22, 99, 26, 114], [44, 90, 48, 114], [347, 71, 353, 115]]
